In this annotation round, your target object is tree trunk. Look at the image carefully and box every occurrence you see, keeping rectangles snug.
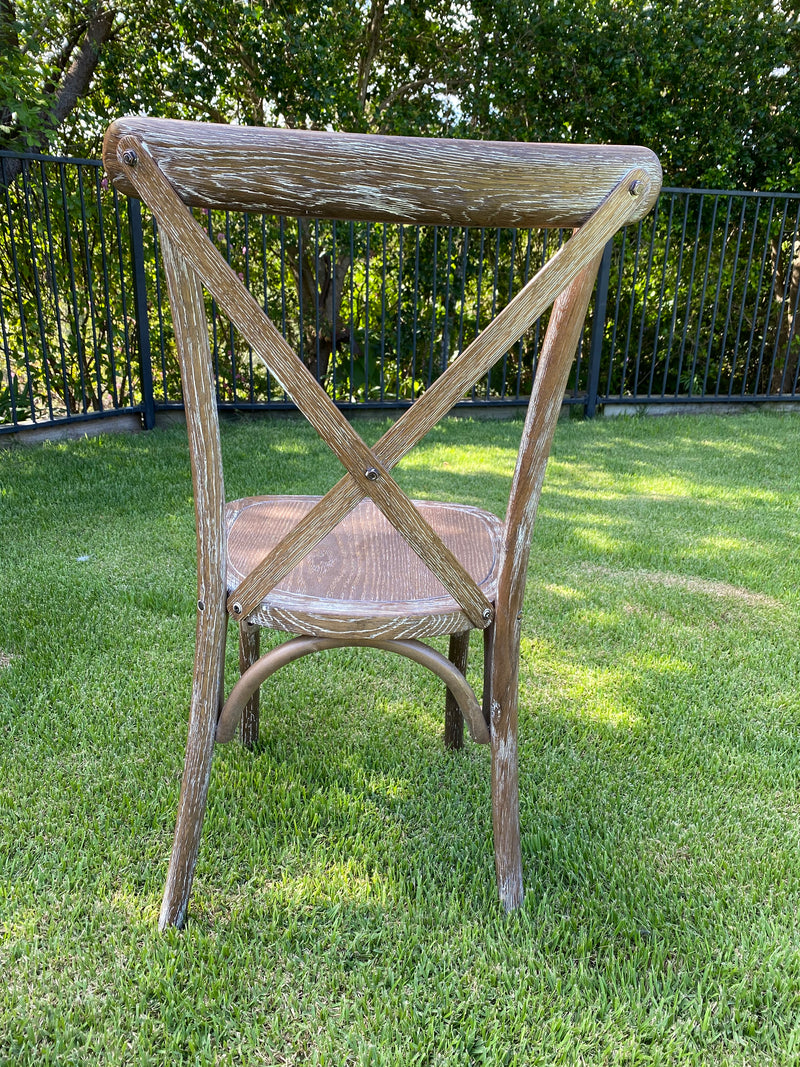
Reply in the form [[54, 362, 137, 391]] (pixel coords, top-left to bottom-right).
[[0, 4, 116, 185], [288, 221, 351, 382]]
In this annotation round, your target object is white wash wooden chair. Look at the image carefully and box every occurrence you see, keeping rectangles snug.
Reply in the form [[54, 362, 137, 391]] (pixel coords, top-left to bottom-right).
[[102, 118, 661, 929]]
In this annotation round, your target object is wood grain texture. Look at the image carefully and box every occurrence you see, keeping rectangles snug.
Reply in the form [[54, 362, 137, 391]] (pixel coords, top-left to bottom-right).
[[216, 635, 489, 745], [225, 496, 502, 640], [244, 605, 477, 642], [230, 164, 655, 619], [103, 118, 661, 228], [157, 232, 229, 931], [106, 116, 663, 924], [238, 621, 260, 748], [117, 137, 491, 629], [482, 619, 495, 728], [227, 495, 501, 604]]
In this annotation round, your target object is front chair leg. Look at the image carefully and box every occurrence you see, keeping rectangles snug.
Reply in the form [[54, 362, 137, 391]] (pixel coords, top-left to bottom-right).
[[444, 630, 470, 750], [159, 602, 228, 931], [490, 617, 524, 911], [238, 620, 261, 748]]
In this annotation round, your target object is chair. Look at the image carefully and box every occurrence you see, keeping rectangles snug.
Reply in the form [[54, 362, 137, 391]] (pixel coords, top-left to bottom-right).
[[102, 118, 661, 929]]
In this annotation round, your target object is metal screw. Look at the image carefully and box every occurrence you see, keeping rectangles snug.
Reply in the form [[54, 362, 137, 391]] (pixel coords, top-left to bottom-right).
[[629, 179, 641, 197], [232, 601, 243, 615], [483, 607, 493, 622], [122, 149, 138, 167], [364, 467, 378, 481], [197, 600, 205, 611]]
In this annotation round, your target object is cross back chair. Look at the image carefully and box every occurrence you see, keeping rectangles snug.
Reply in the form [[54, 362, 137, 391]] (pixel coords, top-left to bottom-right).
[[103, 118, 661, 930]]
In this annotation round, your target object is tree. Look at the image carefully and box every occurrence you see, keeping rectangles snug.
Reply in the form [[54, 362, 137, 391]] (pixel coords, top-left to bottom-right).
[[1, 0, 477, 374], [4, 0, 800, 416], [460, 0, 800, 191], [1, 1, 122, 179], [3, 0, 800, 188], [1, 0, 472, 156]]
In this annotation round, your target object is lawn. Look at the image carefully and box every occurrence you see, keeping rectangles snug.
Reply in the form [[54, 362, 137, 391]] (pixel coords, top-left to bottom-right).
[[1, 411, 799, 1066]]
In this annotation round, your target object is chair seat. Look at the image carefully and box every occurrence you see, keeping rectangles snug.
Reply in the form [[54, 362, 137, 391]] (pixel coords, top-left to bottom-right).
[[226, 495, 503, 639]]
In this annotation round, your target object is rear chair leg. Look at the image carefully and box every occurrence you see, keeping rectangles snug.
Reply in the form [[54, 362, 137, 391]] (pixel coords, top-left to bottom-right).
[[238, 621, 261, 748], [158, 603, 228, 931], [444, 630, 470, 750]]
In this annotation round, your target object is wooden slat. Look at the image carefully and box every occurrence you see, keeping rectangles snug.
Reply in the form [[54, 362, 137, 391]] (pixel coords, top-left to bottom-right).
[[372, 171, 651, 465], [232, 165, 652, 617], [103, 118, 661, 228], [245, 603, 475, 642], [444, 631, 470, 751], [158, 233, 226, 596], [238, 621, 260, 748], [117, 136, 492, 629]]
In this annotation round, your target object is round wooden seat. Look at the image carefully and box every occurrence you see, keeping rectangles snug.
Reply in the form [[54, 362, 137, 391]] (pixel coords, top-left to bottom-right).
[[226, 495, 503, 640]]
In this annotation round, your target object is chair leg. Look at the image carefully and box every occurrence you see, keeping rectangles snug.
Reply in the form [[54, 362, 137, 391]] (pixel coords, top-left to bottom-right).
[[490, 616, 524, 911], [159, 602, 228, 931], [238, 621, 261, 748], [444, 630, 470, 750]]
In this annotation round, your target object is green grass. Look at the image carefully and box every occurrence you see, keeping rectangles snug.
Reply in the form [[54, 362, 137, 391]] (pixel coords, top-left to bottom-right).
[[1, 411, 799, 1066]]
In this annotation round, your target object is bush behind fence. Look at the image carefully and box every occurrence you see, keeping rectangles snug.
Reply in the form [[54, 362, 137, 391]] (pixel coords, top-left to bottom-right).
[[2, 150, 799, 435]]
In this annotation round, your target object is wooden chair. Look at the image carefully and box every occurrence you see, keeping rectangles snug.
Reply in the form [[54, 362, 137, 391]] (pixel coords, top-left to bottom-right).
[[102, 118, 661, 929]]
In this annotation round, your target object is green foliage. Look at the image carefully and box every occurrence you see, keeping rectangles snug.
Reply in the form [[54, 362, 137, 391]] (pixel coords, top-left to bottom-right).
[[3, 0, 800, 190], [3, 1, 800, 429], [598, 191, 800, 400], [0, 0, 52, 148], [0, 364, 30, 420], [462, 0, 800, 190]]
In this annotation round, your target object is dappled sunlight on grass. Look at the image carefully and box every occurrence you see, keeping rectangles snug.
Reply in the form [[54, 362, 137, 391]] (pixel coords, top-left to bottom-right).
[[258, 862, 392, 908], [573, 563, 784, 611], [697, 531, 765, 554], [519, 634, 688, 730], [2, 413, 800, 1064], [108, 887, 162, 925], [541, 580, 585, 602], [570, 524, 627, 553], [397, 441, 518, 473]]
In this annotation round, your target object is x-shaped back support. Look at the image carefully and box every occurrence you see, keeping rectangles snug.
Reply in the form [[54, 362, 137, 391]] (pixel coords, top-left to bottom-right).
[[116, 136, 649, 628]]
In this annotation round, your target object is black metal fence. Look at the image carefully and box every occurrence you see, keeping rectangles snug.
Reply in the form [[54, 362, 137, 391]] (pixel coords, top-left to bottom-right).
[[2, 148, 799, 436]]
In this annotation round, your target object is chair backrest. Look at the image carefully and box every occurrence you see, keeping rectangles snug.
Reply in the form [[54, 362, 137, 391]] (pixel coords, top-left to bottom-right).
[[102, 118, 661, 631]]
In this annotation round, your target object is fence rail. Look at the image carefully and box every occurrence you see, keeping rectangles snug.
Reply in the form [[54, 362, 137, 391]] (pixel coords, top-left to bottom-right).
[[2, 149, 799, 436]]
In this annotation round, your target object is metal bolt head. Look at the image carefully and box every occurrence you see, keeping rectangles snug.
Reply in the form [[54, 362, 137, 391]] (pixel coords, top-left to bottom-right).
[[232, 601, 243, 615], [122, 149, 138, 167], [483, 606, 494, 622], [364, 467, 378, 481], [629, 179, 641, 197]]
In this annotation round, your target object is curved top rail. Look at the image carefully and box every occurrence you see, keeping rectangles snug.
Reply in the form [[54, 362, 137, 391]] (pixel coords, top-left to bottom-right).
[[103, 117, 661, 229]]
